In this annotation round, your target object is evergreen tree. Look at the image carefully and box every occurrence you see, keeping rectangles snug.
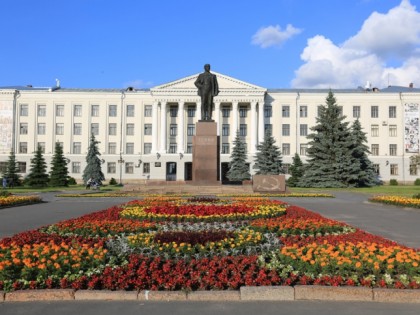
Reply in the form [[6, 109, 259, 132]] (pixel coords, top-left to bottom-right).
[[253, 130, 283, 175], [226, 131, 251, 182], [26, 145, 49, 187], [82, 134, 105, 185], [287, 153, 304, 187], [299, 91, 359, 187], [350, 119, 379, 187], [49, 142, 69, 187], [2, 151, 21, 187]]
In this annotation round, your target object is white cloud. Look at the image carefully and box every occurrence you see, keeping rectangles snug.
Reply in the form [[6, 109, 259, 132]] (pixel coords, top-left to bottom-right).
[[252, 24, 302, 48], [292, 0, 420, 88]]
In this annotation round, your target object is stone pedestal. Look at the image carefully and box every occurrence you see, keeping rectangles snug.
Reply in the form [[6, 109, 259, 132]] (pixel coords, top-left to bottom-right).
[[252, 175, 286, 192], [192, 122, 220, 185]]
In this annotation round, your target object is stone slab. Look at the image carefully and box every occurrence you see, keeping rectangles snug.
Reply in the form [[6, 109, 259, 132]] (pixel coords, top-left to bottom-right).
[[252, 175, 286, 193], [138, 290, 187, 301], [75, 290, 137, 300], [240, 286, 294, 301], [295, 285, 373, 301], [373, 288, 420, 303], [5, 289, 75, 301], [188, 290, 240, 301], [0, 291, 4, 302]]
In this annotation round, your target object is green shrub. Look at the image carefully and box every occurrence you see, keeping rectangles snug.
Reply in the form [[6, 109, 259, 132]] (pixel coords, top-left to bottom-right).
[[389, 179, 398, 186], [0, 190, 11, 197], [414, 178, 420, 186], [412, 193, 420, 199], [67, 177, 77, 185], [109, 177, 117, 185]]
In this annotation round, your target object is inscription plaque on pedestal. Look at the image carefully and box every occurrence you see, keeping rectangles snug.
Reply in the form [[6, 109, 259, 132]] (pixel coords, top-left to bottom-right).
[[192, 122, 220, 185]]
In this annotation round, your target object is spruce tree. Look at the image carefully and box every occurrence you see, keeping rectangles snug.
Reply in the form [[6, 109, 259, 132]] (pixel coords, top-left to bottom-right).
[[2, 151, 21, 187], [82, 134, 105, 185], [253, 131, 283, 175], [299, 91, 359, 187], [49, 142, 69, 187], [226, 131, 251, 182], [287, 153, 304, 187], [350, 119, 379, 187], [26, 145, 49, 188]]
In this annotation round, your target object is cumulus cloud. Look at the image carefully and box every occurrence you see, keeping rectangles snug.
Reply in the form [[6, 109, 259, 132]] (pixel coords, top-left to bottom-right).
[[252, 24, 302, 48], [292, 0, 420, 88]]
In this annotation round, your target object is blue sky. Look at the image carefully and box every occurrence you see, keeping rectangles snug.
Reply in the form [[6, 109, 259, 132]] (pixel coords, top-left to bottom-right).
[[1, 0, 420, 89]]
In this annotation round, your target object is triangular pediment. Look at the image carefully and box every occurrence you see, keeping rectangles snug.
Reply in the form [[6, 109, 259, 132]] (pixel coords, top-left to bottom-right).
[[152, 72, 266, 91]]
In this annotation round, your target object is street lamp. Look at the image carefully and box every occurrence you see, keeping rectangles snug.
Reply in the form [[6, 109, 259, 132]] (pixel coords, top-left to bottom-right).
[[118, 155, 125, 185]]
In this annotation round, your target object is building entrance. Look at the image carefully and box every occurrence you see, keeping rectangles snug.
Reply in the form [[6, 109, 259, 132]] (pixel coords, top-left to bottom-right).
[[166, 162, 177, 181]]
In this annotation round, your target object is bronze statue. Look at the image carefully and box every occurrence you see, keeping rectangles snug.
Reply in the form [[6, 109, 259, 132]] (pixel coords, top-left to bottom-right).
[[194, 64, 219, 121]]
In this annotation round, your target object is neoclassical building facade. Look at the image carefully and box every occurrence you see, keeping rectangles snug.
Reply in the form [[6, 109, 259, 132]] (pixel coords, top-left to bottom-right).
[[0, 72, 419, 184]]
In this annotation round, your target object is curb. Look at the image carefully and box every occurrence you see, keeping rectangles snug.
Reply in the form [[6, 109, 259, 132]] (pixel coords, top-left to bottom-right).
[[2, 286, 420, 303]]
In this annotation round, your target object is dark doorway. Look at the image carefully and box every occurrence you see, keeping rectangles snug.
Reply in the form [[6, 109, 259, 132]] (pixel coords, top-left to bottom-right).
[[166, 162, 177, 181], [184, 162, 192, 181], [221, 162, 230, 184]]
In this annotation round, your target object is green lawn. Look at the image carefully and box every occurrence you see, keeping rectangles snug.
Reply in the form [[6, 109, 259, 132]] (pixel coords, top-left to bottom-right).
[[4, 185, 124, 194], [289, 185, 420, 197]]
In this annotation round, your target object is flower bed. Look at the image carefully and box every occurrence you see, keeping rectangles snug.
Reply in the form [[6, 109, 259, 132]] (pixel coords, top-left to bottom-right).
[[0, 197, 419, 292], [0, 195, 42, 208], [369, 195, 420, 208]]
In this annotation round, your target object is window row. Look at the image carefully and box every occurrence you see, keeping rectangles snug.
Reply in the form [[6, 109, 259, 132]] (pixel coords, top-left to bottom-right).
[[370, 144, 398, 156], [20, 104, 139, 117]]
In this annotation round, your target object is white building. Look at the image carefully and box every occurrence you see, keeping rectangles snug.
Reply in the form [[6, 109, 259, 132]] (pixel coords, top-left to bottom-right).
[[0, 72, 419, 184]]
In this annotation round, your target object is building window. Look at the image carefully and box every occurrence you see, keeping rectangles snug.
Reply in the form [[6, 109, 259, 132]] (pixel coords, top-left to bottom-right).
[[222, 143, 230, 154], [19, 142, 27, 154], [239, 124, 247, 136], [282, 105, 290, 117], [108, 142, 116, 154], [126, 142, 134, 154], [37, 104, 46, 116], [144, 124, 152, 135], [107, 162, 116, 174], [20, 104, 28, 116], [187, 124, 195, 136], [91, 123, 99, 136], [373, 164, 380, 175], [37, 142, 45, 153], [265, 124, 272, 136], [371, 144, 379, 156], [389, 106, 397, 118], [300, 105, 308, 118], [317, 105, 322, 117], [264, 106, 272, 117], [371, 124, 379, 137], [390, 164, 398, 175], [371, 106, 379, 118], [222, 107, 230, 117], [389, 144, 397, 156], [170, 107, 178, 117], [91, 104, 99, 117], [126, 105, 135, 117], [126, 123, 134, 136], [353, 106, 361, 118], [56, 123, 64, 135], [73, 142, 81, 154], [37, 123, 46, 135], [222, 124, 230, 136], [143, 163, 150, 174], [56, 104, 64, 117], [73, 123, 82, 135], [144, 105, 152, 117], [20, 123, 28, 135], [282, 163, 290, 174], [187, 143, 193, 153], [410, 163, 418, 175], [300, 124, 308, 136], [125, 162, 134, 174], [170, 124, 178, 136], [300, 144, 308, 156], [239, 106, 247, 118], [0, 162, 6, 174], [282, 124, 290, 136], [72, 162, 81, 173], [109, 105, 117, 117], [109, 123, 117, 136], [144, 143, 152, 154], [389, 125, 397, 137], [187, 106, 196, 117], [74, 104, 82, 117], [282, 143, 290, 155], [338, 106, 343, 117], [169, 143, 177, 153], [17, 162, 26, 173]]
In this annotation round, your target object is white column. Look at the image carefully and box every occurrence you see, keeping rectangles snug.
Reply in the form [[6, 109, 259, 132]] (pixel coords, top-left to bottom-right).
[[160, 101, 167, 152], [152, 101, 159, 153], [250, 101, 257, 153], [178, 101, 185, 153], [232, 101, 238, 139], [215, 101, 220, 135], [258, 101, 265, 144], [196, 101, 201, 121]]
